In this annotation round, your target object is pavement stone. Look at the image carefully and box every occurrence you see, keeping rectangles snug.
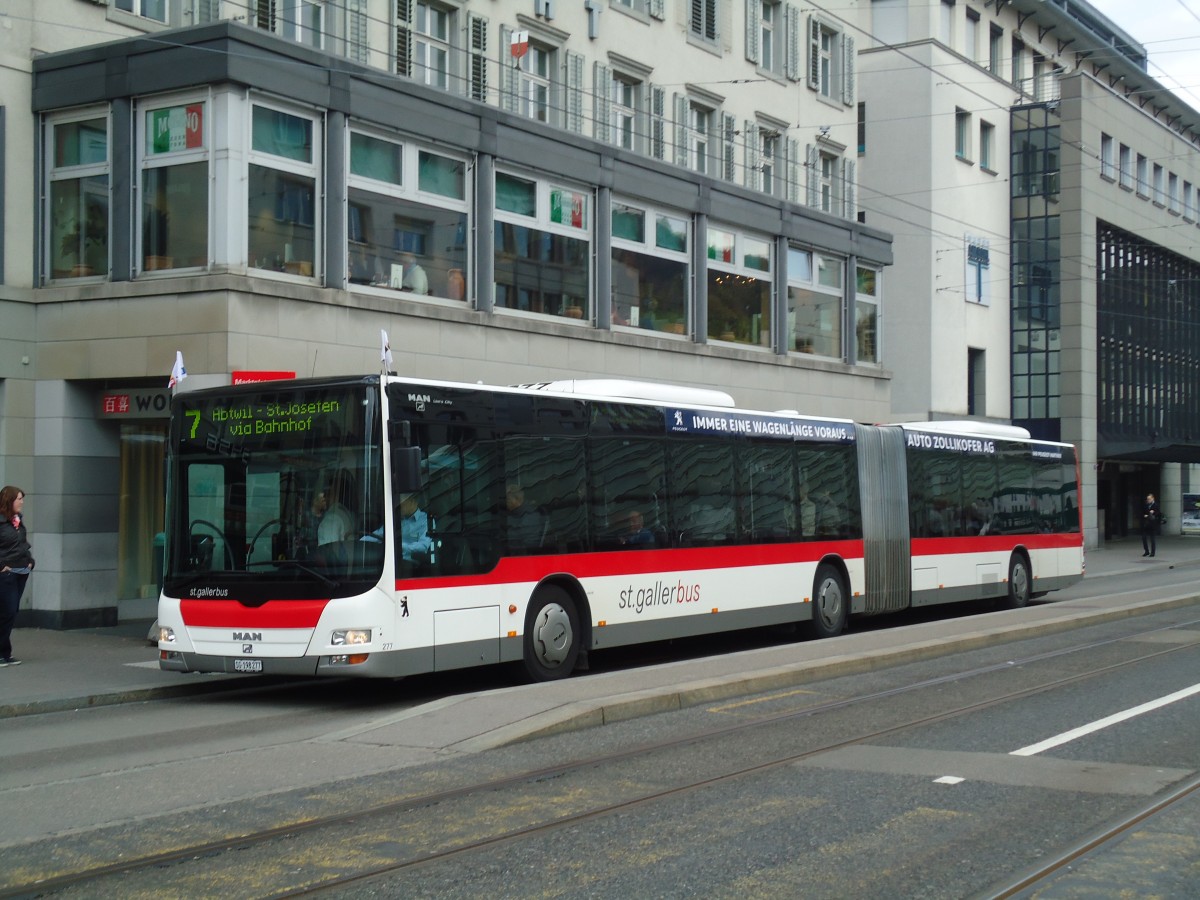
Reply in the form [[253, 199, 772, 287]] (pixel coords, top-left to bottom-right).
[[3, 536, 1198, 751]]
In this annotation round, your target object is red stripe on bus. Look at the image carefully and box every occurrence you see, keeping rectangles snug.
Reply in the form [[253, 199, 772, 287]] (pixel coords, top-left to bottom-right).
[[396, 539, 865, 591], [910, 533, 1083, 556], [180, 598, 330, 628]]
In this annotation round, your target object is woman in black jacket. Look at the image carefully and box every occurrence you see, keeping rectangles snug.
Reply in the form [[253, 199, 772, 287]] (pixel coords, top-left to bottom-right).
[[0, 485, 34, 666]]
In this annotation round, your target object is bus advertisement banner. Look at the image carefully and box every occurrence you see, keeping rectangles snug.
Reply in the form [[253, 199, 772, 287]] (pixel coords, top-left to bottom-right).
[[665, 408, 855, 443]]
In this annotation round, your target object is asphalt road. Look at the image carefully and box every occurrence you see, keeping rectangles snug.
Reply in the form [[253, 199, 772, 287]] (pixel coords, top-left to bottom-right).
[[0, 565, 1196, 898]]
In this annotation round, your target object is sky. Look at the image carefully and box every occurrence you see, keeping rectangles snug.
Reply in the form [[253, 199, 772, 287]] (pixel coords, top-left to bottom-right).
[[1088, 0, 1200, 113]]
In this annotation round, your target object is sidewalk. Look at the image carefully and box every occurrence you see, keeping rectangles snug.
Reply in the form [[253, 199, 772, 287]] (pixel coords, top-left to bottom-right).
[[3, 536, 1199, 749]]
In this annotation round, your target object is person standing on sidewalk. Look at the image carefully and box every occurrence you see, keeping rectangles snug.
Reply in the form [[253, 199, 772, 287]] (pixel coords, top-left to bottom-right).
[[0, 485, 35, 666], [1141, 492, 1161, 558]]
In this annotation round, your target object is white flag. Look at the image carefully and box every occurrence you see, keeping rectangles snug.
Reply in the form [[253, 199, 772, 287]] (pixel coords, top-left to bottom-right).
[[168, 351, 188, 388], [381, 330, 393, 370]]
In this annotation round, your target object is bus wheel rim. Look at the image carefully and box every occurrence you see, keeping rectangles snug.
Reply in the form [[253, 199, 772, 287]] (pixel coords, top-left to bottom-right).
[[534, 603, 573, 667], [818, 578, 842, 627]]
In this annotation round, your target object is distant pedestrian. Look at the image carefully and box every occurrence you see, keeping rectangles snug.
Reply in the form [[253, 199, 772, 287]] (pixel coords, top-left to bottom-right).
[[0, 485, 35, 666], [1141, 492, 1161, 558]]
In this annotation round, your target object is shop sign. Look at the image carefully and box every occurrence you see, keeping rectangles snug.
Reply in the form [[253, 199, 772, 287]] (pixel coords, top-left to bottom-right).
[[232, 371, 296, 384], [100, 389, 172, 419], [149, 104, 203, 155]]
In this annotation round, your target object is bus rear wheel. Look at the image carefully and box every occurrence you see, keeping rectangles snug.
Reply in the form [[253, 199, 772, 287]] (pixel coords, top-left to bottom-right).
[[523, 585, 581, 682], [808, 564, 847, 639], [1001, 554, 1032, 609]]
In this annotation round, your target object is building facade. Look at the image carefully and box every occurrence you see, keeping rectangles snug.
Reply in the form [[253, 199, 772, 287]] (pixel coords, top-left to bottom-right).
[[2, 1, 891, 627], [858, 0, 1200, 547]]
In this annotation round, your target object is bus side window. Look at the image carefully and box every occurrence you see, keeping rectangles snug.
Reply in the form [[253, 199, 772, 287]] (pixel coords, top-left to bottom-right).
[[670, 441, 737, 545], [588, 436, 667, 550]]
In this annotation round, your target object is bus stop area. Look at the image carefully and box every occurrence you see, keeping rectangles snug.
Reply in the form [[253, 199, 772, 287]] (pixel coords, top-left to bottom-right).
[[3, 537, 1199, 752]]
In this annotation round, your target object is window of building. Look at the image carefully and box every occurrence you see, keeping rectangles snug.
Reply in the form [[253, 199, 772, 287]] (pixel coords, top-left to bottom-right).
[[1099, 133, 1115, 180], [613, 73, 639, 150], [1011, 37, 1024, 90], [746, 0, 783, 73], [494, 171, 591, 319], [980, 120, 994, 171], [988, 25, 1002, 75], [965, 9, 980, 63], [684, 100, 712, 174], [1185, 181, 1195, 221], [857, 102, 866, 154], [138, 96, 209, 273], [939, 0, 954, 46], [707, 226, 772, 347], [284, 0, 325, 49], [115, 0, 167, 21], [614, 0, 650, 14], [1152, 163, 1165, 205], [1168, 172, 1180, 213], [855, 265, 880, 364], [760, 129, 779, 195], [787, 246, 842, 358], [809, 18, 849, 101], [611, 201, 690, 335], [818, 149, 837, 212], [691, 0, 718, 42], [871, 0, 907, 44], [248, 103, 320, 277], [45, 111, 110, 280], [519, 44, 552, 122], [968, 348, 985, 416], [412, 1, 451, 90], [347, 129, 469, 301], [1119, 144, 1133, 190], [1136, 154, 1148, 197], [955, 108, 971, 160]]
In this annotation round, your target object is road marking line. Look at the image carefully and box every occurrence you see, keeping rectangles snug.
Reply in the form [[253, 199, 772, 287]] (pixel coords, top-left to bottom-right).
[[1011, 682, 1200, 757], [934, 775, 965, 785]]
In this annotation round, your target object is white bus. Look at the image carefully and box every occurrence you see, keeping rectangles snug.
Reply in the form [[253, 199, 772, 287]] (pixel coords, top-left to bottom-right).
[[157, 374, 1083, 680]]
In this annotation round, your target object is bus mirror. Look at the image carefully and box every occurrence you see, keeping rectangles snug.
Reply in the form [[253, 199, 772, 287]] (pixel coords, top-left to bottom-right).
[[392, 445, 423, 493]]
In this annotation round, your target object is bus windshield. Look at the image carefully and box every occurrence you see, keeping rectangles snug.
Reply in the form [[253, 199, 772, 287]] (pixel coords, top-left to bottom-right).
[[163, 380, 385, 601]]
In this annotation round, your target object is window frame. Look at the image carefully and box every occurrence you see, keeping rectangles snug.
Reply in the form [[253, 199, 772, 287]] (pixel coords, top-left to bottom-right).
[[136, 92, 212, 275], [493, 169, 593, 321], [854, 264, 881, 365], [706, 224, 774, 348], [44, 106, 112, 282], [610, 199, 692, 336], [786, 245, 844, 359], [246, 99, 323, 280], [346, 126, 471, 301]]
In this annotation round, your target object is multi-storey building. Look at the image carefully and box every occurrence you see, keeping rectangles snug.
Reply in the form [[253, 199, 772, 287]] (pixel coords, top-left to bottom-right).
[[859, 0, 1200, 547], [1, 1, 890, 626]]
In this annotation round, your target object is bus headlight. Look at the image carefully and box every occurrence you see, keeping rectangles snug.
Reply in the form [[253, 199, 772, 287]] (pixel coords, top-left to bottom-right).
[[158, 626, 176, 644], [331, 628, 371, 646]]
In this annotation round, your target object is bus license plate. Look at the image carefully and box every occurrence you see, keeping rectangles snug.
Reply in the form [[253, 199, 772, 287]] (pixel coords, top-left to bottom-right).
[[233, 659, 263, 673]]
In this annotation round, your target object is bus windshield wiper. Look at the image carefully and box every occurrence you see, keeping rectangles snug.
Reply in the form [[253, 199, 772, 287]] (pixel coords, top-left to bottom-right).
[[245, 558, 340, 587]]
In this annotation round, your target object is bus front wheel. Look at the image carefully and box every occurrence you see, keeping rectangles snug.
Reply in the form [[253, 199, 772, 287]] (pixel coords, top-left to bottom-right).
[[808, 564, 847, 639], [523, 586, 581, 682], [1002, 554, 1032, 609]]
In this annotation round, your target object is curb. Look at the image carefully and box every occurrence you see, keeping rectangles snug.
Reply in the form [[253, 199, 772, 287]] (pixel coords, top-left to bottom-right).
[[452, 592, 1200, 752]]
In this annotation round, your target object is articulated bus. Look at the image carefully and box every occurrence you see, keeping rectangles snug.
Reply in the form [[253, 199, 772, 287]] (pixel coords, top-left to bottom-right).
[[157, 374, 1083, 681]]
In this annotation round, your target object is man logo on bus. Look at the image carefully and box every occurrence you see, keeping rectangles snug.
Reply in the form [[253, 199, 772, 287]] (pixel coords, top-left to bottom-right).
[[242, 644, 254, 654], [233, 632, 262, 642]]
